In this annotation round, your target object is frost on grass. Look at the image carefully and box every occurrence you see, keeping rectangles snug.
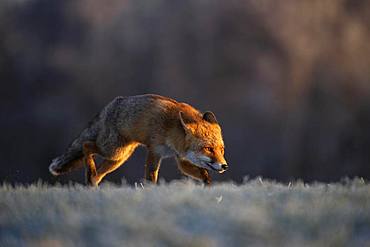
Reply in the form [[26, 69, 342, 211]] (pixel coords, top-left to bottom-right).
[[1, 178, 370, 247]]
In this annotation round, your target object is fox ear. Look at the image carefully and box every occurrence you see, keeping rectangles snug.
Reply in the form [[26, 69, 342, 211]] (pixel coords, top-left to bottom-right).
[[179, 112, 192, 135], [203, 111, 218, 124]]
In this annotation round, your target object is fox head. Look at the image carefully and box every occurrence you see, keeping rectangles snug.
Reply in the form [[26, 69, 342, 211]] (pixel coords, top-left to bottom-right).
[[178, 111, 228, 173]]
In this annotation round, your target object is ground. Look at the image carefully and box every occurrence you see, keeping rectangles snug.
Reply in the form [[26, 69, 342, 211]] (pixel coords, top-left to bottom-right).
[[1, 178, 370, 247]]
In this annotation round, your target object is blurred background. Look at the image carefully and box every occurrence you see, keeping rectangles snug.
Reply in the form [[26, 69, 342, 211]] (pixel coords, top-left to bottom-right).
[[1, 0, 370, 185]]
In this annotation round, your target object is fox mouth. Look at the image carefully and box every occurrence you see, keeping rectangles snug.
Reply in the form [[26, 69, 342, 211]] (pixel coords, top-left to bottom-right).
[[204, 162, 226, 174]]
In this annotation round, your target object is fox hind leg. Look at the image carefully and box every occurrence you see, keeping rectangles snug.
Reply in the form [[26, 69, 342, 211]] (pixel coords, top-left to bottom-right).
[[91, 143, 138, 186], [82, 141, 99, 186], [89, 159, 123, 186]]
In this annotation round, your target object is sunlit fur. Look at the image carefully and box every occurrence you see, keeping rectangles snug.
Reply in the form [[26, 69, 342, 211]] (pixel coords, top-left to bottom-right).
[[179, 118, 227, 172], [49, 94, 227, 186]]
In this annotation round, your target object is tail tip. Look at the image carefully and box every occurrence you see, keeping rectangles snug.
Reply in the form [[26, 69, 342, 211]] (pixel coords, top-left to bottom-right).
[[49, 159, 61, 176]]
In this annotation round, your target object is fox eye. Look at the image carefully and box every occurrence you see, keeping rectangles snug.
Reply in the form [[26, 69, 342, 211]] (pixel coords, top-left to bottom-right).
[[203, 147, 213, 153]]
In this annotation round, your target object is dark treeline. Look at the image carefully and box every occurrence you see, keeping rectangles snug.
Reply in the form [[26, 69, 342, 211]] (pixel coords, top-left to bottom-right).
[[1, 0, 370, 184]]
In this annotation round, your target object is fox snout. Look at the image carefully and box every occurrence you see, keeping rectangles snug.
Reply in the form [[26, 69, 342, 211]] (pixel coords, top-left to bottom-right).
[[221, 163, 228, 170], [205, 161, 228, 173], [216, 162, 228, 173]]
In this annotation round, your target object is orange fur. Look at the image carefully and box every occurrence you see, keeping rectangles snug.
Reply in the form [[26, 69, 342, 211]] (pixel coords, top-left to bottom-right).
[[49, 94, 228, 186]]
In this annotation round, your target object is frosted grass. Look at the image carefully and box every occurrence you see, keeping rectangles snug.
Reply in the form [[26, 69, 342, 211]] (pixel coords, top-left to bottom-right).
[[1, 178, 370, 247]]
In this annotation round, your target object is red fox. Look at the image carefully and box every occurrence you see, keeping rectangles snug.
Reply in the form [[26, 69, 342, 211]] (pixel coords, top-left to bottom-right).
[[49, 94, 228, 186]]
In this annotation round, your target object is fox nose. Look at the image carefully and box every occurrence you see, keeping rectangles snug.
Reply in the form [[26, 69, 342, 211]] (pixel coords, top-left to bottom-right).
[[221, 164, 228, 170]]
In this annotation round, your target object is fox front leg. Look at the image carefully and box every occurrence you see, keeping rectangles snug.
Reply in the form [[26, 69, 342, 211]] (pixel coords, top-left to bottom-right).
[[145, 151, 162, 184], [200, 169, 211, 186], [177, 159, 212, 186]]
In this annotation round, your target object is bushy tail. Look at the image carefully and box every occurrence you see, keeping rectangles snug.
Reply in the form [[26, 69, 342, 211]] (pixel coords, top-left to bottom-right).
[[49, 114, 100, 176], [49, 147, 84, 176]]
